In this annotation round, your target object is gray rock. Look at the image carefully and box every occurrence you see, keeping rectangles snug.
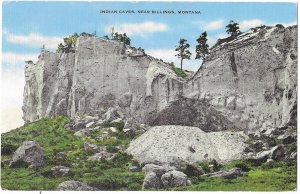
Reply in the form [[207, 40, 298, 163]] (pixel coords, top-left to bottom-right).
[[86, 121, 95, 128], [142, 164, 167, 177], [51, 166, 71, 177], [277, 133, 296, 144], [129, 166, 139, 172], [84, 142, 98, 153], [111, 118, 123, 124], [57, 180, 95, 191], [270, 145, 285, 160], [161, 170, 191, 188], [72, 122, 85, 131], [9, 141, 45, 168], [55, 152, 68, 160], [204, 168, 244, 179], [95, 133, 111, 140], [266, 159, 274, 163], [109, 127, 118, 133], [289, 152, 297, 160], [74, 128, 94, 137], [88, 152, 116, 162], [142, 172, 161, 190], [104, 108, 120, 122], [126, 125, 248, 165], [255, 150, 271, 163]]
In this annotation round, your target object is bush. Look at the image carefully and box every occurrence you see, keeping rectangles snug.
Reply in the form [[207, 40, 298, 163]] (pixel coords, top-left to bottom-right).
[[235, 161, 252, 172], [197, 161, 211, 173], [1, 143, 18, 155], [184, 164, 203, 177]]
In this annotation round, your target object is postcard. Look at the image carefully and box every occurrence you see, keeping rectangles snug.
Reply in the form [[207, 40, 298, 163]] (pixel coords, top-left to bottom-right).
[[1, 0, 297, 191]]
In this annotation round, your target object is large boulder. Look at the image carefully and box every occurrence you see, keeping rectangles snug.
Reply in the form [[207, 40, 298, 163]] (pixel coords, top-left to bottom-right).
[[161, 170, 191, 188], [126, 125, 248, 165], [9, 141, 45, 168], [142, 172, 162, 190], [57, 180, 95, 191], [203, 168, 244, 179]]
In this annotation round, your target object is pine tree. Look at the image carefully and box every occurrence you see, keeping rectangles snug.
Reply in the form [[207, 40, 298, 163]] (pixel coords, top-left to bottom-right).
[[195, 32, 209, 61], [226, 20, 241, 37], [175, 38, 192, 70]]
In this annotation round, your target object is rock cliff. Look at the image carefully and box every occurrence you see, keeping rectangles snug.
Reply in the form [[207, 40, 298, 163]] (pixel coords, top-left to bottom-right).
[[23, 34, 184, 123], [23, 25, 297, 132]]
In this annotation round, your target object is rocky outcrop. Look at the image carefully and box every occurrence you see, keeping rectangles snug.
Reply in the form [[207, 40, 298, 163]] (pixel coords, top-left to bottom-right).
[[203, 167, 245, 179], [126, 125, 248, 165], [23, 25, 297, 132], [9, 141, 45, 168], [141, 164, 191, 190], [57, 180, 96, 191]]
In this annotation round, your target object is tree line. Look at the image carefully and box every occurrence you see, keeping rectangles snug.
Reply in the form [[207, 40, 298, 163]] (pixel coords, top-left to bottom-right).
[[175, 20, 240, 70]]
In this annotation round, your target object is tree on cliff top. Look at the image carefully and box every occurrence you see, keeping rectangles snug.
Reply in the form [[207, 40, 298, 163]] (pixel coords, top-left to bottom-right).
[[56, 33, 79, 53], [195, 32, 209, 61], [112, 32, 131, 45], [175, 38, 192, 70], [226, 20, 241, 37]]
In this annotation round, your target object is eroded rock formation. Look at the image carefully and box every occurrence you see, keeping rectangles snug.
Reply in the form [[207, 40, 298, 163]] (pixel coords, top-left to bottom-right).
[[23, 25, 297, 132]]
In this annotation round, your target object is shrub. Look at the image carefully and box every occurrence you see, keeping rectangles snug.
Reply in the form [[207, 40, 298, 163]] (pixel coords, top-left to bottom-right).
[[197, 161, 211, 173]]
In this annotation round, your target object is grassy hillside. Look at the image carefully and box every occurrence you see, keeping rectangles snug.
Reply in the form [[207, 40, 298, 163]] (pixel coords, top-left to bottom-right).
[[1, 116, 297, 191], [1, 116, 143, 190]]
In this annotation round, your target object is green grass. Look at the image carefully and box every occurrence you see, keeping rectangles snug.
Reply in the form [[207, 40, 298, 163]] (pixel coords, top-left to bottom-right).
[[168, 160, 296, 191], [1, 116, 143, 190], [170, 62, 189, 78]]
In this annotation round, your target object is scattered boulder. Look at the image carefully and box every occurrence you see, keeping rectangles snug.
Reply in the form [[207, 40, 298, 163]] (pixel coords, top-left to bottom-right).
[[111, 118, 123, 124], [109, 127, 118, 133], [129, 165, 139, 172], [55, 152, 68, 160], [277, 133, 296, 144], [270, 145, 285, 160], [74, 128, 94, 137], [86, 121, 95, 128], [104, 108, 120, 121], [161, 170, 191, 188], [72, 122, 85, 131], [88, 151, 116, 162], [57, 180, 95, 191], [9, 141, 45, 168], [266, 159, 274, 163], [204, 168, 244, 179], [142, 164, 167, 177], [142, 172, 161, 190], [289, 152, 297, 160], [84, 142, 98, 153], [51, 166, 71, 177], [255, 150, 271, 163], [95, 133, 111, 140]]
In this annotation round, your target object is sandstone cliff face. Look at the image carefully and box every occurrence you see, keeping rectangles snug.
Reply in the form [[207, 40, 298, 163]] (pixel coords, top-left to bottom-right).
[[148, 25, 297, 131], [23, 25, 297, 131], [183, 25, 297, 131], [23, 35, 184, 123]]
